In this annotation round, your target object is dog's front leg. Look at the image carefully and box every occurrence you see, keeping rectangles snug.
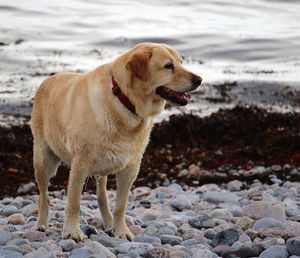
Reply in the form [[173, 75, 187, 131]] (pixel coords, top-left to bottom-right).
[[114, 162, 139, 241], [62, 159, 87, 241]]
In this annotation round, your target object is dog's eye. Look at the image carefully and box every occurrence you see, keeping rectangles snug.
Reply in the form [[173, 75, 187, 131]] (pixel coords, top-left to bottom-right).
[[164, 63, 174, 70]]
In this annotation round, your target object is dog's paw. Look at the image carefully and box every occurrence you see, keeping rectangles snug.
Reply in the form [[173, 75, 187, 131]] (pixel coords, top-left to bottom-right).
[[114, 225, 134, 241], [35, 222, 47, 232], [62, 226, 84, 242]]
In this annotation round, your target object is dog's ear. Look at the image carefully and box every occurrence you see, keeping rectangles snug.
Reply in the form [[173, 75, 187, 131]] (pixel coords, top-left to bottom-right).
[[126, 51, 152, 82]]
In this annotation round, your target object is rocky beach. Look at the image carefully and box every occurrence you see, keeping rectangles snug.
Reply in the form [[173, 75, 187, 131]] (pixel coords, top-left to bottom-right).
[[0, 179, 300, 257], [1, 0, 300, 257]]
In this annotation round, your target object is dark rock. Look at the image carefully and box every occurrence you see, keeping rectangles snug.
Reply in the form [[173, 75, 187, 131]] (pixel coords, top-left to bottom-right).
[[80, 224, 98, 238], [160, 234, 183, 246], [144, 247, 170, 258], [223, 244, 263, 258], [287, 237, 300, 256], [189, 214, 215, 229], [258, 245, 289, 258], [212, 227, 243, 247]]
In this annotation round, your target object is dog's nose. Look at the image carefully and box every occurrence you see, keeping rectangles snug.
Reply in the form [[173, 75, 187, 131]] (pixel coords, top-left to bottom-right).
[[192, 75, 202, 88]]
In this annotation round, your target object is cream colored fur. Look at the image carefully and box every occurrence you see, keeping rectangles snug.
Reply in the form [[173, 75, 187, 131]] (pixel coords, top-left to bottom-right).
[[31, 43, 200, 241]]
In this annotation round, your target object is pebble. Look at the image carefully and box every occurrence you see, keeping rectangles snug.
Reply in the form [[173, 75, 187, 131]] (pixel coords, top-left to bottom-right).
[[1, 205, 18, 216], [284, 221, 300, 237], [116, 242, 152, 256], [253, 217, 285, 230], [189, 214, 215, 229], [192, 248, 219, 258], [58, 239, 77, 252], [70, 248, 93, 258], [144, 246, 170, 258], [80, 224, 98, 237], [160, 234, 183, 246], [0, 180, 299, 258], [243, 201, 286, 222], [24, 229, 48, 242], [84, 240, 116, 257], [203, 190, 239, 204], [235, 216, 254, 230], [134, 235, 161, 244], [170, 195, 193, 211], [212, 227, 243, 247], [227, 180, 243, 191], [17, 182, 36, 195], [287, 237, 300, 256], [258, 245, 289, 258], [0, 250, 23, 258], [0, 232, 12, 245], [7, 213, 26, 225]]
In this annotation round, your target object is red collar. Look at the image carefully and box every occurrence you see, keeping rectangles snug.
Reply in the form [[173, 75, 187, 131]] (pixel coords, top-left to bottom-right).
[[112, 76, 137, 115]]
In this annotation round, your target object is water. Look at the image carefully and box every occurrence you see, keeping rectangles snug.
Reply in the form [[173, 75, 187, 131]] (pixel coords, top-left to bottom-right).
[[0, 0, 299, 120]]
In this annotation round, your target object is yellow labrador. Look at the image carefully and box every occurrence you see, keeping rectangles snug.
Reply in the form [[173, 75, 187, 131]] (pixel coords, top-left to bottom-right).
[[31, 43, 202, 241]]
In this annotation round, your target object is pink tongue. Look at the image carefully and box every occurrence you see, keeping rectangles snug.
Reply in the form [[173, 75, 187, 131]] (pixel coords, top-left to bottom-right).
[[173, 91, 191, 103]]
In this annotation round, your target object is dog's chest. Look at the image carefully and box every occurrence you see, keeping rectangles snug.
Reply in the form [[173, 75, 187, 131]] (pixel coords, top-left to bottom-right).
[[88, 139, 137, 175]]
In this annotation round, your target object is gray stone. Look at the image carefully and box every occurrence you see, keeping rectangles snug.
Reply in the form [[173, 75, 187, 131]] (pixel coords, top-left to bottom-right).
[[258, 238, 285, 250], [0, 232, 12, 245], [212, 227, 243, 247], [243, 201, 286, 222], [287, 237, 300, 256], [37, 251, 56, 258], [223, 245, 262, 258], [189, 214, 215, 229], [227, 180, 243, 191], [0, 250, 23, 258], [160, 234, 183, 246], [156, 227, 175, 236], [116, 242, 152, 256], [144, 224, 158, 236], [24, 229, 47, 242], [203, 190, 239, 204], [259, 245, 289, 258], [17, 182, 36, 194], [285, 221, 300, 237], [144, 246, 170, 258], [169, 250, 192, 258], [170, 195, 193, 211], [7, 238, 29, 246], [20, 203, 38, 216], [70, 248, 93, 258], [2, 245, 27, 255], [235, 216, 255, 230], [134, 235, 161, 244], [81, 224, 98, 238], [58, 239, 77, 252], [192, 249, 219, 258], [1, 205, 18, 216], [83, 241, 116, 257], [283, 198, 300, 216], [181, 238, 198, 246], [253, 218, 285, 230], [0, 218, 8, 225], [90, 232, 127, 248]]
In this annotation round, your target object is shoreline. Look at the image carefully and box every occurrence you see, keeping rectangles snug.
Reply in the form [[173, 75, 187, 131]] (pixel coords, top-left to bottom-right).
[[1, 105, 300, 198]]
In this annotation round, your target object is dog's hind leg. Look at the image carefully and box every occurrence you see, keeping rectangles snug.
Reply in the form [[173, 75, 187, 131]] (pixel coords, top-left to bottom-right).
[[96, 176, 114, 229], [33, 140, 60, 231]]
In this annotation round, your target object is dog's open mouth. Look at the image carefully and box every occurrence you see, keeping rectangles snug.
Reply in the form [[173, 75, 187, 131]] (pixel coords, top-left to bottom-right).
[[155, 86, 191, 106]]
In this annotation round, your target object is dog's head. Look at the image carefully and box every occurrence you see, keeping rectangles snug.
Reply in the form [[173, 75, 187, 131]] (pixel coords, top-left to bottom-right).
[[115, 43, 202, 117]]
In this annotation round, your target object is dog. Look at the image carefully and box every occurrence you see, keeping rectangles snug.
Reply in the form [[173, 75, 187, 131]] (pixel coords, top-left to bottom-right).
[[31, 43, 202, 241]]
